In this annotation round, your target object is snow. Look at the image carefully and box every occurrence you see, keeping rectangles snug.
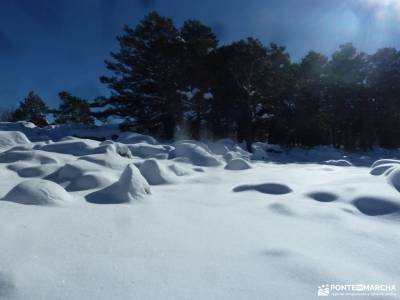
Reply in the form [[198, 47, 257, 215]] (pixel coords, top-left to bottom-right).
[[0, 123, 399, 299], [170, 141, 221, 166], [139, 159, 176, 185], [128, 143, 172, 159], [225, 158, 252, 170], [324, 159, 353, 167], [67, 173, 115, 192], [2, 179, 72, 205], [119, 132, 158, 145], [86, 164, 151, 204], [233, 182, 293, 194], [0, 131, 30, 151]]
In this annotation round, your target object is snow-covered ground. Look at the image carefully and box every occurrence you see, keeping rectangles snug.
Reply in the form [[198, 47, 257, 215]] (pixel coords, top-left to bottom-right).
[[0, 122, 399, 299]]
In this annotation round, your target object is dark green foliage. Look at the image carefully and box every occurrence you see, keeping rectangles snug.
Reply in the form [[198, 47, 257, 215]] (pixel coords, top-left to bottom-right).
[[11, 91, 49, 127], [100, 11, 185, 139], [93, 12, 400, 150], [54, 91, 94, 125], [0, 107, 14, 122], [179, 20, 218, 139]]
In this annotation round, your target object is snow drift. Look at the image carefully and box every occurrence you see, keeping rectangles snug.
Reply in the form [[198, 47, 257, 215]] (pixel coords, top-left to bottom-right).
[[86, 164, 151, 204], [225, 158, 252, 170], [139, 159, 176, 185], [170, 141, 221, 166], [2, 179, 72, 205], [0, 131, 30, 151]]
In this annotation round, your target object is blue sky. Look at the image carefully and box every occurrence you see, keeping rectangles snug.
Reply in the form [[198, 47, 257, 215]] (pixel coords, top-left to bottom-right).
[[1, 0, 400, 108]]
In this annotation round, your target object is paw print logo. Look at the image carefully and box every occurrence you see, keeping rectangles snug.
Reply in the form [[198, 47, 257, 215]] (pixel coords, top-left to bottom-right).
[[318, 285, 330, 296]]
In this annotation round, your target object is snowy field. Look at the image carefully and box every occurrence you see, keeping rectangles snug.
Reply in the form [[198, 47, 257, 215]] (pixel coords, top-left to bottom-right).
[[0, 122, 399, 299]]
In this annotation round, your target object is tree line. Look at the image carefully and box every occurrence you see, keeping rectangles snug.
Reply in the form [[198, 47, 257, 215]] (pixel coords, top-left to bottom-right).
[[6, 11, 400, 151]]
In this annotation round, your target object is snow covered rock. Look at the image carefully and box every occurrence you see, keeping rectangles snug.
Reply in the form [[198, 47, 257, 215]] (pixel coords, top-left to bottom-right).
[[324, 159, 353, 167], [225, 158, 252, 170], [2, 179, 72, 205], [170, 141, 221, 167], [371, 159, 400, 169], [0, 150, 60, 164], [223, 150, 250, 162], [128, 143, 172, 159], [0, 131, 30, 151], [207, 139, 236, 155], [368, 159, 400, 193], [94, 141, 132, 158], [86, 164, 151, 204], [119, 132, 158, 145], [370, 163, 396, 176], [49, 160, 103, 183], [78, 151, 132, 171], [387, 168, 400, 192], [139, 159, 175, 185], [369, 159, 400, 176], [10, 163, 60, 178], [251, 143, 269, 160], [67, 173, 115, 192], [168, 163, 193, 176], [37, 138, 100, 156]]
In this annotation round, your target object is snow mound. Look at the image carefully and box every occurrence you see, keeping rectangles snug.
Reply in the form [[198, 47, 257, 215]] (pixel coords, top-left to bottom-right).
[[370, 164, 395, 176], [251, 147, 268, 160], [128, 143, 172, 159], [14, 164, 60, 178], [139, 159, 175, 185], [78, 152, 132, 171], [47, 160, 103, 183], [387, 168, 400, 192], [324, 159, 353, 167], [371, 159, 400, 169], [67, 173, 115, 192], [86, 164, 150, 204], [223, 150, 250, 162], [0, 150, 60, 164], [352, 196, 400, 216], [168, 163, 193, 176], [170, 141, 221, 167], [2, 179, 72, 205], [94, 141, 132, 158], [306, 191, 338, 202], [369, 160, 400, 192], [225, 158, 252, 170], [207, 139, 237, 155], [38, 138, 100, 156], [0, 131, 30, 151], [119, 132, 158, 145], [233, 183, 293, 195]]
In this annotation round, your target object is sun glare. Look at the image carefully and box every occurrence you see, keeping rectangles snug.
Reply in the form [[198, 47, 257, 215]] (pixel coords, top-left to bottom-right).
[[356, 0, 400, 21]]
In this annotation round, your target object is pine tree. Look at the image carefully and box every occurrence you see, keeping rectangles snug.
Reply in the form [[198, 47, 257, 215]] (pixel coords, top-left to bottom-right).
[[11, 91, 49, 127], [54, 91, 94, 125], [368, 47, 400, 149], [262, 43, 295, 146], [179, 20, 218, 139], [324, 43, 368, 149], [100, 11, 186, 139], [292, 51, 329, 146], [210, 38, 271, 150]]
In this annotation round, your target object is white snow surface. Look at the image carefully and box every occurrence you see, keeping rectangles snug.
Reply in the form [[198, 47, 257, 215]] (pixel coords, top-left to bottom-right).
[[0, 123, 399, 299]]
